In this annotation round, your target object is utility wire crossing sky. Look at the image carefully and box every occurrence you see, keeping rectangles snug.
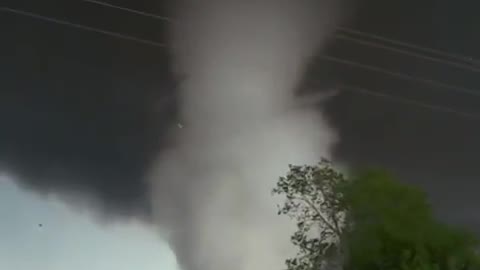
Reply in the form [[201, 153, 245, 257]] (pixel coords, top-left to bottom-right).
[[2, 5, 480, 120]]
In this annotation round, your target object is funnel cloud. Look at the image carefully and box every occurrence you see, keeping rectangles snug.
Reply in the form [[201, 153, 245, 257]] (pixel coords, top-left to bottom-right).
[[150, 1, 341, 270]]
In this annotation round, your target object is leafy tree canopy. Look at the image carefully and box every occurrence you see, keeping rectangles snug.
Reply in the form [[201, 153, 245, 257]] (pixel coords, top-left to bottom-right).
[[274, 160, 480, 270]]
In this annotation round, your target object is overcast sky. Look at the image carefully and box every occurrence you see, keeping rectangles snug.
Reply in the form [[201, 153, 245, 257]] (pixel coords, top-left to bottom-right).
[[0, 175, 178, 270], [1, 0, 480, 268]]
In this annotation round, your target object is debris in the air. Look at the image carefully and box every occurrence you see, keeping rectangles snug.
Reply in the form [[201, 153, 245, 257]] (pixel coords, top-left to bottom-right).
[[177, 123, 184, 129], [38, 223, 43, 227]]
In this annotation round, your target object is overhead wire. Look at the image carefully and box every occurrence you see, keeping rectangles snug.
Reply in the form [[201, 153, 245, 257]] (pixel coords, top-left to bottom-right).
[[319, 55, 480, 97], [2, 4, 480, 120], [335, 33, 480, 73], [5, 4, 476, 98], [0, 7, 167, 47], [341, 85, 480, 119], [80, 0, 480, 70], [80, 0, 171, 22], [337, 26, 480, 66]]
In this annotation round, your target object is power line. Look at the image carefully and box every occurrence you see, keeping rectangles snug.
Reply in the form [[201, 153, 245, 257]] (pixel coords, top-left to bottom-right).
[[80, 0, 171, 22], [320, 55, 480, 98], [4, 6, 480, 120], [0, 7, 167, 47], [342, 84, 480, 120], [5, 6, 480, 98], [77, 0, 480, 69], [335, 33, 480, 73], [337, 26, 480, 66], [81, 0, 480, 72]]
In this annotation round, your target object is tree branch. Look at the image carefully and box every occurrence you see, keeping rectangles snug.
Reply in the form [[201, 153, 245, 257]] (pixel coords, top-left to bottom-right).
[[292, 195, 341, 237], [316, 184, 342, 235]]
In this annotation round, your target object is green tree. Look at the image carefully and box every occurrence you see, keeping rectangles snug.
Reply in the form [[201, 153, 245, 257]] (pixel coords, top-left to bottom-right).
[[274, 161, 480, 270], [273, 160, 348, 270]]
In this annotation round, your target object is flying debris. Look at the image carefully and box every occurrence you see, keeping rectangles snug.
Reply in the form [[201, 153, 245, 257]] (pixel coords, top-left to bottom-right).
[[177, 123, 184, 129]]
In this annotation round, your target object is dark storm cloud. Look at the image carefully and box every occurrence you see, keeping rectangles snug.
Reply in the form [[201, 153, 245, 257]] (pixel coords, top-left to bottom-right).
[[318, 0, 480, 233], [2, 0, 480, 236], [1, 0, 176, 218]]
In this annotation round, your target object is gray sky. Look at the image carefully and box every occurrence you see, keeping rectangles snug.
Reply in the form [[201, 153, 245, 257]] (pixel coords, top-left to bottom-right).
[[0, 175, 178, 270], [2, 0, 478, 228], [1, 0, 480, 268]]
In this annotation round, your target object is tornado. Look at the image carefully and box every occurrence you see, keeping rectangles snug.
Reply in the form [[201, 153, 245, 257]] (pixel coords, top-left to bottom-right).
[[149, 1, 341, 269]]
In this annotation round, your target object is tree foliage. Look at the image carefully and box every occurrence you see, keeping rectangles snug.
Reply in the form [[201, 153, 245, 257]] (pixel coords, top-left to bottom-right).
[[274, 161, 480, 270], [273, 160, 348, 270]]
